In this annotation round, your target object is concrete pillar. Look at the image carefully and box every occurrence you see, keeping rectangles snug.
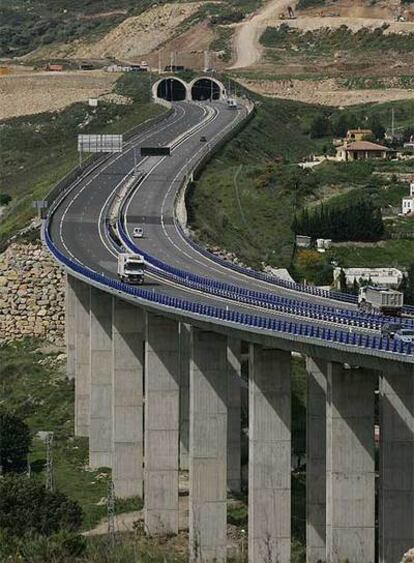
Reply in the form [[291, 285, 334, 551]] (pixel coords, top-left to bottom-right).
[[89, 288, 113, 468], [379, 370, 414, 563], [249, 345, 291, 563], [326, 364, 376, 563], [227, 337, 241, 493], [112, 299, 144, 499], [189, 329, 228, 562], [144, 313, 180, 535], [74, 278, 90, 437], [65, 274, 76, 381], [306, 357, 327, 563], [179, 323, 191, 470]]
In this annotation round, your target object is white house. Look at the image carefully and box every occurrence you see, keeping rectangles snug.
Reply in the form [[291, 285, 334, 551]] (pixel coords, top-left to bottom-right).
[[333, 267, 404, 289], [402, 182, 414, 215]]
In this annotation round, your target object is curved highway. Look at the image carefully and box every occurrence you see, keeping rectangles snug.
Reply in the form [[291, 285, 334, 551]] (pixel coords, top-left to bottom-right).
[[45, 99, 414, 365]]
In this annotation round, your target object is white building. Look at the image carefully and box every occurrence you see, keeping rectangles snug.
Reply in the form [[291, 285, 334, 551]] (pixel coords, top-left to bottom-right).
[[402, 182, 414, 215], [333, 267, 404, 289]]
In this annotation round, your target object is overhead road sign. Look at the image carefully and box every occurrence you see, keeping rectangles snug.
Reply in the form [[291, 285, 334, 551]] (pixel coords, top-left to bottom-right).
[[141, 146, 171, 157], [78, 134, 123, 154]]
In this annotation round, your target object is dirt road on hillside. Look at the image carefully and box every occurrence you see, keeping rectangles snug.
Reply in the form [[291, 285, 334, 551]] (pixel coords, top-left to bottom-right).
[[230, 0, 297, 69]]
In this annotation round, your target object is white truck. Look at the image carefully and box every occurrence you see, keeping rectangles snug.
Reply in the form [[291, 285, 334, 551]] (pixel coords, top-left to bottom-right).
[[118, 253, 145, 284], [358, 286, 404, 316]]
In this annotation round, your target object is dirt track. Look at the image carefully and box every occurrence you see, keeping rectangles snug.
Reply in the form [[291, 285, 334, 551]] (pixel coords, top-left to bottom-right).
[[230, 0, 297, 69]]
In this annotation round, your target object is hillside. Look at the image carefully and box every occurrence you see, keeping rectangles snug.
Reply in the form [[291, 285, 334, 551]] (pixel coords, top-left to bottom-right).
[[0, 0, 262, 61]]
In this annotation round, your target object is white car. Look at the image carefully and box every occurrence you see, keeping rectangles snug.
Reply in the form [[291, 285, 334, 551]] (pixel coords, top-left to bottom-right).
[[394, 329, 414, 344], [133, 227, 144, 238]]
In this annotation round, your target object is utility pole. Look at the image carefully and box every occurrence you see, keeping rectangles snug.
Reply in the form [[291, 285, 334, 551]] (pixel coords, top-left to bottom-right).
[[392, 107, 395, 139], [45, 432, 54, 492], [158, 51, 162, 74], [170, 52, 174, 72], [204, 50, 209, 73], [107, 480, 116, 546]]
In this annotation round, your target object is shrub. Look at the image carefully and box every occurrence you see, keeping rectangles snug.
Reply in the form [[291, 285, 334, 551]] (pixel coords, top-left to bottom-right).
[[0, 474, 83, 539], [0, 193, 12, 206], [0, 409, 31, 473]]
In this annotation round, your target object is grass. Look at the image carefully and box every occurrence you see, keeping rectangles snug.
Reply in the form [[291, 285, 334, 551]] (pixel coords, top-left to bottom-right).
[[261, 25, 414, 56], [0, 0, 165, 58], [0, 339, 143, 530], [327, 240, 414, 269], [188, 89, 414, 277], [188, 96, 330, 268], [0, 73, 163, 249]]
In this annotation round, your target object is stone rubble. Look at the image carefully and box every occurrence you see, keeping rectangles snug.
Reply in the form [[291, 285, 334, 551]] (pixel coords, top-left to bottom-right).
[[0, 241, 65, 344], [402, 548, 414, 563]]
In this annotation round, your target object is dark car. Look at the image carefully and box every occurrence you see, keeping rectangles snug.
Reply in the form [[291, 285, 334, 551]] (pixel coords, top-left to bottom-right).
[[200, 136, 207, 142], [381, 322, 402, 338]]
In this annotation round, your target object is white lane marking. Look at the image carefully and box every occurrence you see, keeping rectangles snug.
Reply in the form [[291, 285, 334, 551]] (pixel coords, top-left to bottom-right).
[[66, 103, 215, 266], [123, 104, 218, 219], [158, 107, 246, 276], [58, 103, 192, 264]]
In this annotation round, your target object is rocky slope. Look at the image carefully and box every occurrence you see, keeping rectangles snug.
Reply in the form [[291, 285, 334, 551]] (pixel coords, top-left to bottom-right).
[[0, 242, 65, 344]]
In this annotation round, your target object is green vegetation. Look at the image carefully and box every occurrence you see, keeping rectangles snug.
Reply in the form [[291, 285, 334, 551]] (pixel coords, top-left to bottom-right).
[[293, 199, 385, 242], [0, 0, 170, 58], [189, 92, 414, 280], [327, 240, 414, 269], [0, 0, 262, 58], [261, 25, 414, 57], [188, 97, 328, 268], [0, 339, 144, 531], [210, 27, 234, 62], [0, 474, 83, 537], [0, 73, 162, 249], [0, 410, 31, 472], [297, 0, 325, 8]]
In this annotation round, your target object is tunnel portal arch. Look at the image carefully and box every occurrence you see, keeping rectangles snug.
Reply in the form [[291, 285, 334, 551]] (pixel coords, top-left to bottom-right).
[[153, 77, 188, 102], [190, 77, 225, 101]]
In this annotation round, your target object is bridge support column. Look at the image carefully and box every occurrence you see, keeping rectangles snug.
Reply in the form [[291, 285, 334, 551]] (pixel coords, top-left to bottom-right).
[[65, 274, 76, 381], [179, 323, 191, 470], [227, 337, 241, 493], [249, 345, 291, 563], [306, 357, 327, 563], [144, 313, 180, 535], [74, 278, 91, 437], [112, 299, 144, 499], [189, 329, 228, 562], [89, 288, 113, 468], [379, 370, 414, 563], [326, 364, 376, 563]]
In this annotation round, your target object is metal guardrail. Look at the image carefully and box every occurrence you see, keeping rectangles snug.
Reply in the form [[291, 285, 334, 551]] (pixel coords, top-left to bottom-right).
[[117, 215, 414, 332], [43, 225, 413, 357], [43, 101, 413, 357], [45, 107, 174, 211]]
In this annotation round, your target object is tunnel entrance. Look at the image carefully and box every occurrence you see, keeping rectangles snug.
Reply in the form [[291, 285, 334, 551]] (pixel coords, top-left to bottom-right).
[[156, 78, 187, 101], [191, 78, 221, 101]]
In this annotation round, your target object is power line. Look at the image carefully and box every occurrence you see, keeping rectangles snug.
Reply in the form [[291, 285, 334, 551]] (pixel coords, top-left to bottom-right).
[[107, 480, 117, 546], [45, 432, 54, 492]]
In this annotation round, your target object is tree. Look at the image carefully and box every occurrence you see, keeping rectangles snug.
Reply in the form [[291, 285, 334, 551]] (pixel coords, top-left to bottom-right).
[[0, 474, 83, 539], [310, 114, 331, 139], [0, 193, 12, 206], [0, 410, 31, 473], [338, 269, 347, 292], [400, 263, 414, 305], [368, 115, 386, 140]]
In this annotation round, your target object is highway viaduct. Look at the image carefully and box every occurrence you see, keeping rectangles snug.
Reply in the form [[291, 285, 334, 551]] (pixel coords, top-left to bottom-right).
[[43, 77, 414, 562]]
